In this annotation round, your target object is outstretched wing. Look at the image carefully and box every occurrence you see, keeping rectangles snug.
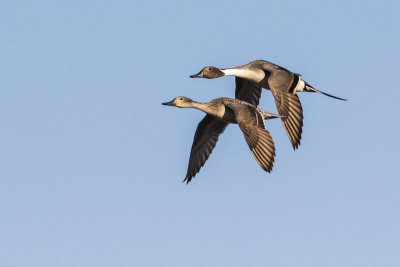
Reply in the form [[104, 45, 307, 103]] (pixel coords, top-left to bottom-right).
[[272, 91, 303, 150], [235, 77, 262, 106], [227, 103, 276, 172], [184, 115, 228, 183]]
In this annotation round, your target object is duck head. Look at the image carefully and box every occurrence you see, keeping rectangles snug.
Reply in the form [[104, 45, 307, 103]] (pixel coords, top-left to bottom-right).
[[190, 66, 225, 79], [162, 96, 194, 108]]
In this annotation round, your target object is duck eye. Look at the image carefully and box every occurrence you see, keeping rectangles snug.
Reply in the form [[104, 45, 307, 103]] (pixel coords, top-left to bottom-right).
[[179, 97, 183, 100], [208, 68, 212, 71]]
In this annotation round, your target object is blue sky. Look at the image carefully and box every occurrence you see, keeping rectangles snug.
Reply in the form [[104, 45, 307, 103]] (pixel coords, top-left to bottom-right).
[[1, 0, 399, 266]]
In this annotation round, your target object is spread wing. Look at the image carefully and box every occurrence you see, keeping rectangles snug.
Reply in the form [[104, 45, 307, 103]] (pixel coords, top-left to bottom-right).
[[184, 115, 228, 183], [272, 91, 303, 150], [267, 71, 304, 150], [227, 103, 276, 172], [235, 77, 262, 106]]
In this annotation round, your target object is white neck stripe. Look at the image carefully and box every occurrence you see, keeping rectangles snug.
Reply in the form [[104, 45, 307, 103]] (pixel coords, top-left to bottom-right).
[[221, 68, 264, 83]]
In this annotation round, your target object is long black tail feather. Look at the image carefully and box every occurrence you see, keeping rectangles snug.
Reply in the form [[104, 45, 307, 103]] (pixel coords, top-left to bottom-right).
[[305, 82, 347, 101]]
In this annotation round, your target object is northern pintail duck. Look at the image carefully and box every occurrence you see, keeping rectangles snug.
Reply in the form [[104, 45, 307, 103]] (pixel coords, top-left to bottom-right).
[[190, 60, 346, 149], [162, 96, 281, 183]]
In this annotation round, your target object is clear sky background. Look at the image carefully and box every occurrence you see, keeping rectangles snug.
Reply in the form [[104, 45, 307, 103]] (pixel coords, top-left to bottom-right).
[[1, 1, 399, 266]]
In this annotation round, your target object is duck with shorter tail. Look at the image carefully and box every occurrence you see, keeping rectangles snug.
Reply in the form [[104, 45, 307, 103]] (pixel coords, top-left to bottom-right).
[[162, 96, 281, 183]]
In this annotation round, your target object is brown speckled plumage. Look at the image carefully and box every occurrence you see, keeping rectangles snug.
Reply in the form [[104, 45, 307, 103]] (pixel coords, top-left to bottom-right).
[[162, 97, 280, 183]]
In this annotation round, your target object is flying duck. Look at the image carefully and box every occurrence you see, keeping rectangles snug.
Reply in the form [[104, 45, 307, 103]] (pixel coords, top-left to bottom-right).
[[162, 96, 281, 183], [190, 60, 346, 150]]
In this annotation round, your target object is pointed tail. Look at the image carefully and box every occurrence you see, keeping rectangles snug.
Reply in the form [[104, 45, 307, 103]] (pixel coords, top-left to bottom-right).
[[259, 110, 283, 120], [305, 83, 347, 101]]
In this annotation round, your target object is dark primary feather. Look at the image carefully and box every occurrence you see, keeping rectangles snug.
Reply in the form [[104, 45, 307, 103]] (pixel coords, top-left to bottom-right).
[[235, 77, 262, 106], [227, 104, 275, 172], [272, 91, 303, 150], [184, 115, 228, 183]]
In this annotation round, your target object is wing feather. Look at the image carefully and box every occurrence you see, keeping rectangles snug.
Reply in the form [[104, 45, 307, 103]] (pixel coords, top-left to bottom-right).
[[184, 115, 228, 183], [272, 91, 303, 150], [235, 77, 262, 106], [226, 104, 276, 172]]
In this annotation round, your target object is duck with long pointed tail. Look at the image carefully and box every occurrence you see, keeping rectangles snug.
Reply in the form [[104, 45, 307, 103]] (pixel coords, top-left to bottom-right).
[[162, 96, 281, 183], [190, 60, 346, 150]]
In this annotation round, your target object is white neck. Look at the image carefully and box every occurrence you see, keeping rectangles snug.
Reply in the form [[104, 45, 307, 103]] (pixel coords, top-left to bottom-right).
[[221, 68, 264, 83]]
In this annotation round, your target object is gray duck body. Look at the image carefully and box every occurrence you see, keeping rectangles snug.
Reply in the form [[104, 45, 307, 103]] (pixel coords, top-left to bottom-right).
[[191, 59, 346, 150]]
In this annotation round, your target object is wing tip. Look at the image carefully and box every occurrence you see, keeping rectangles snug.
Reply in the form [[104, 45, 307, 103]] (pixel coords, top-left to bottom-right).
[[291, 140, 301, 150], [182, 176, 192, 184], [262, 164, 274, 173]]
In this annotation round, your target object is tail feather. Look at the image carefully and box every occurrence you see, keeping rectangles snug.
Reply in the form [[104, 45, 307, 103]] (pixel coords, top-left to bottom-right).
[[305, 83, 347, 101], [258, 110, 282, 120]]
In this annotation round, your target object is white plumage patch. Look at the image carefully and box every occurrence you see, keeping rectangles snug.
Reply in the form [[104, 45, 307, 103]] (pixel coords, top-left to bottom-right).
[[294, 78, 306, 92], [221, 68, 265, 83]]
